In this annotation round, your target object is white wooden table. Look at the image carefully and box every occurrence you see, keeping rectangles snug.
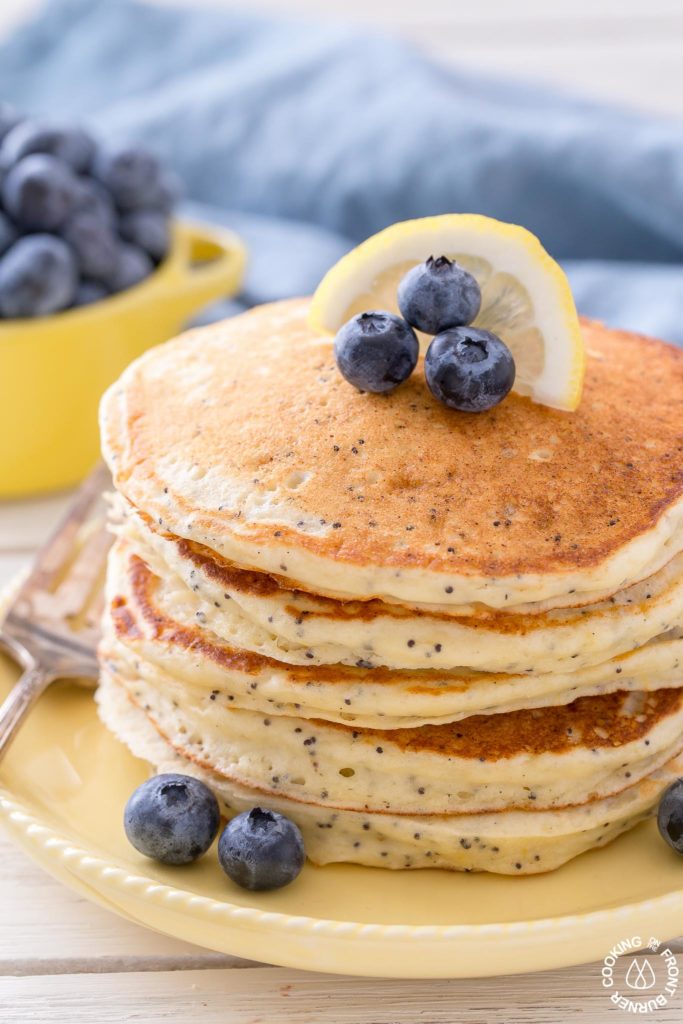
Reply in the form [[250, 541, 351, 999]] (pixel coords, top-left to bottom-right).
[[1, 0, 683, 1019]]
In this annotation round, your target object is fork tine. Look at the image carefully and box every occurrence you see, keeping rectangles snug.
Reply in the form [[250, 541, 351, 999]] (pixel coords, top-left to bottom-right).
[[55, 525, 113, 620], [10, 463, 111, 601], [0, 465, 113, 758]]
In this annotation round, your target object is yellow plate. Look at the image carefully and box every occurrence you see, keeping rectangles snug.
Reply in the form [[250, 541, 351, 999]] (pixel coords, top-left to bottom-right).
[[0, 652, 682, 979], [0, 218, 246, 498]]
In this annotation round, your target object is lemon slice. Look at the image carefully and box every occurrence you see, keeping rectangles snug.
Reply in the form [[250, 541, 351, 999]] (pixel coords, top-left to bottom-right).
[[309, 214, 585, 411]]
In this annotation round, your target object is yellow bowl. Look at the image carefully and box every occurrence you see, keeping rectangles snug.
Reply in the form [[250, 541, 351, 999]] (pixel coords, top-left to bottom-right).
[[0, 218, 246, 498]]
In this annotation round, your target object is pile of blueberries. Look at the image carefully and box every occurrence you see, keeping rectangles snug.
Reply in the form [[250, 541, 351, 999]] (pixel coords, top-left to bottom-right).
[[0, 104, 179, 318], [125, 773, 306, 892], [334, 256, 516, 413]]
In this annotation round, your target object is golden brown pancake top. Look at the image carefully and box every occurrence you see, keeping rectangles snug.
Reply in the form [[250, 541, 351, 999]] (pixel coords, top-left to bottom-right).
[[104, 299, 683, 579]]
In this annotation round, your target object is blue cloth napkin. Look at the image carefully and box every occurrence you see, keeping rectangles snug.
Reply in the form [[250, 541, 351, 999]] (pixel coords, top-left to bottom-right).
[[3, 0, 683, 343]]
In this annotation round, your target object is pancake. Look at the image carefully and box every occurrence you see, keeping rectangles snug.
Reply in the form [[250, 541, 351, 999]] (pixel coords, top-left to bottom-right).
[[117, 513, 683, 675], [97, 669, 683, 875], [100, 300, 683, 610], [100, 637, 683, 816], [117, 496, 650, 619], [104, 541, 683, 728], [98, 299, 683, 876]]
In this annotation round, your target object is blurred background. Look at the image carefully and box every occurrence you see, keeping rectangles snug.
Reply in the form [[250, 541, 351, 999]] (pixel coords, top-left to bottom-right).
[[0, 0, 680, 327], [2, 0, 683, 117], [1, 0, 683, 578]]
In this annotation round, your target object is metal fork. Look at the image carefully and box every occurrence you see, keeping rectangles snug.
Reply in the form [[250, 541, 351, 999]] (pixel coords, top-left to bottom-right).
[[0, 464, 112, 761]]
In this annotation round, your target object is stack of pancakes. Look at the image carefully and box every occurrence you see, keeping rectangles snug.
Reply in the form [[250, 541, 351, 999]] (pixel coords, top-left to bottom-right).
[[97, 299, 683, 875]]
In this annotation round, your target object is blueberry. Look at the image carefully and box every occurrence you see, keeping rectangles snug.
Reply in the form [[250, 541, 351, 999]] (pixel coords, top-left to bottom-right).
[[72, 279, 109, 307], [658, 779, 683, 854], [106, 167, 179, 214], [93, 144, 162, 211], [124, 773, 220, 865], [0, 121, 95, 173], [126, 167, 181, 213], [0, 235, 77, 317], [61, 212, 121, 282], [72, 176, 117, 226], [106, 242, 154, 293], [424, 326, 515, 412], [0, 211, 17, 257], [3, 154, 77, 230], [120, 210, 170, 263], [146, 168, 182, 212], [217, 807, 305, 891], [334, 311, 419, 393], [398, 256, 481, 334]]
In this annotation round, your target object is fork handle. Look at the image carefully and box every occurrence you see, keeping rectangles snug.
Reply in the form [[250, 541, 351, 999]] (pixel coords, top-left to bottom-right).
[[0, 663, 55, 762]]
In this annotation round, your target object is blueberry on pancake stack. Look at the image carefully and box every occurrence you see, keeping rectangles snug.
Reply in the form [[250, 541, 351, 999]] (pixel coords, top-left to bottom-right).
[[97, 289, 683, 876]]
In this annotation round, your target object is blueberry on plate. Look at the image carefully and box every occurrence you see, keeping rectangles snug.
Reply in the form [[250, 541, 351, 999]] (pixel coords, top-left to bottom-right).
[[124, 773, 220, 865], [72, 279, 109, 307], [334, 311, 419, 393], [2, 153, 77, 231], [120, 209, 170, 263], [61, 211, 121, 282], [658, 779, 683, 854], [425, 326, 516, 413], [218, 808, 305, 891], [398, 255, 481, 334], [106, 242, 154, 293], [93, 144, 161, 211], [0, 121, 96, 174], [0, 235, 77, 317]]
